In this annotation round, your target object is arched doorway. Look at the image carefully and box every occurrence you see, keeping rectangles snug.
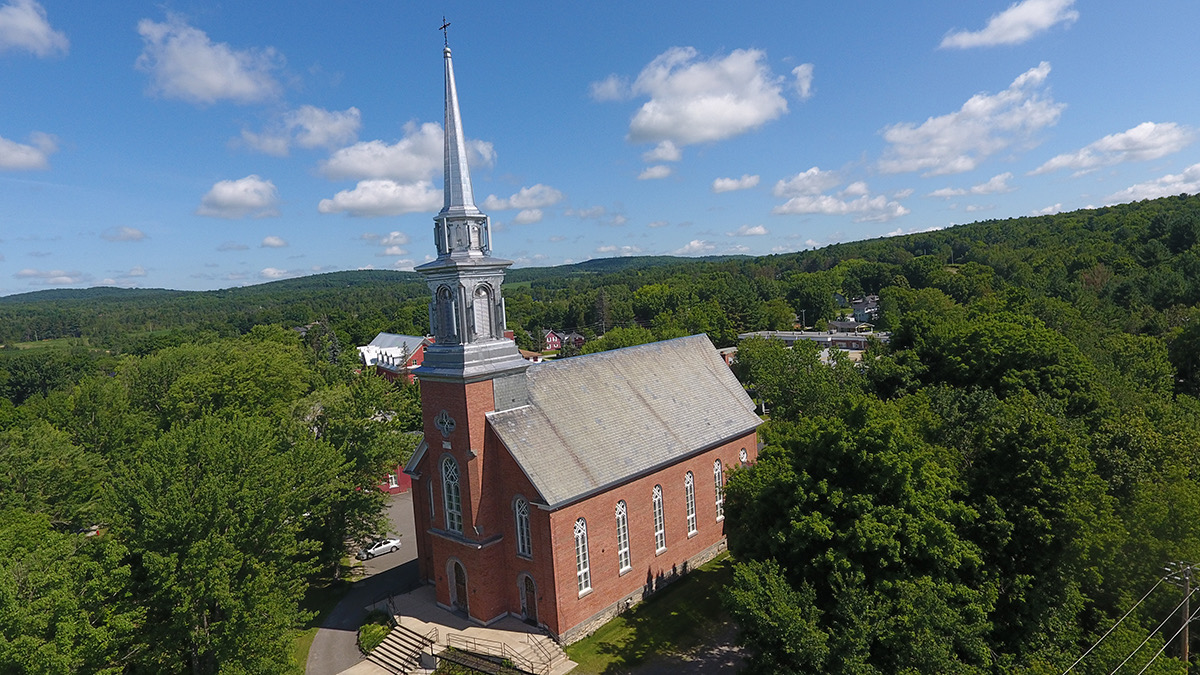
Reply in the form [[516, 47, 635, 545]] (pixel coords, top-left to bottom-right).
[[520, 575, 537, 625], [450, 561, 469, 616]]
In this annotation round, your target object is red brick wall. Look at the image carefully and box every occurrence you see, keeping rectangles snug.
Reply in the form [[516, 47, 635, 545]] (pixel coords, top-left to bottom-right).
[[544, 432, 758, 640]]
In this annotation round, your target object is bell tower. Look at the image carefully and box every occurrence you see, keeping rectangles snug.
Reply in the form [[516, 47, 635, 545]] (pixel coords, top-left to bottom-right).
[[411, 42, 529, 623]]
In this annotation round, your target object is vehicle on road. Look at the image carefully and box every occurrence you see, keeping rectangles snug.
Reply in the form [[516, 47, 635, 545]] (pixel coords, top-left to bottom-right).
[[357, 537, 401, 560]]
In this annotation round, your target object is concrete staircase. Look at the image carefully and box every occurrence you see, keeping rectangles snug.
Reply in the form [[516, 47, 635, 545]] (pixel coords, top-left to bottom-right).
[[365, 622, 435, 675]]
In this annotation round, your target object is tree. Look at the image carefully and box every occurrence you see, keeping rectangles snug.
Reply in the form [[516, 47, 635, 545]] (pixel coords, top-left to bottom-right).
[[0, 421, 104, 525], [106, 415, 343, 673]]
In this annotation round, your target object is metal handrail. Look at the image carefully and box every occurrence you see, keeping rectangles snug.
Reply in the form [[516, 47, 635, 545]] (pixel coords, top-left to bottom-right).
[[446, 633, 538, 673]]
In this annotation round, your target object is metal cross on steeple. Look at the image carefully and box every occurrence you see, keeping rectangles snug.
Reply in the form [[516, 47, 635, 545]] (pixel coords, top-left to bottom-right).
[[440, 17, 450, 47]]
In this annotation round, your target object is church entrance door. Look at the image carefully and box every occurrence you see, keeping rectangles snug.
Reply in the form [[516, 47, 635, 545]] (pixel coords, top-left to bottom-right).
[[452, 562, 469, 615], [521, 575, 537, 625]]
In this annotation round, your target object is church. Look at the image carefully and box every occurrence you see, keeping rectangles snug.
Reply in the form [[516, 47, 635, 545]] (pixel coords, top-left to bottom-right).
[[404, 43, 762, 644]]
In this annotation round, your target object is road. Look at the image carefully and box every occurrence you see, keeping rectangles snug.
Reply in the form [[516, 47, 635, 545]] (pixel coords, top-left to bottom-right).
[[306, 492, 419, 675]]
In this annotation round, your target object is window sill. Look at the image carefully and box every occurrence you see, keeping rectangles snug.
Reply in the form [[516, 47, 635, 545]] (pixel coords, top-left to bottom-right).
[[687, 530, 698, 539], [716, 515, 724, 522], [516, 552, 533, 561], [618, 565, 632, 576], [578, 587, 592, 598], [655, 547, 667, 556]]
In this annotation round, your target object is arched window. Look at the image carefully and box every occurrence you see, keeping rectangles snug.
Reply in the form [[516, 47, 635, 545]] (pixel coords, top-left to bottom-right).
[[473, 285, 493, 340], [615, 501, 631, 573], [574, 518, 591, 594], [714, 460, 725, 521], [514, 496, 532, 557], [437, 286, 456, 342], [684, 471, 697, 535], [739, 447, 748, 465], [442, 456, 462, 533], [652, 485, 666, 553]]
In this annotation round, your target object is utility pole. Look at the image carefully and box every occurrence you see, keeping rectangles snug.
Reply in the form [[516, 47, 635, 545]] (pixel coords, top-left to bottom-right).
[[1165, 561, 1194, 664]]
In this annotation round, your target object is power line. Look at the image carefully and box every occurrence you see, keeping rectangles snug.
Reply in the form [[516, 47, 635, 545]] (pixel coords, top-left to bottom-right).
[[1133, 604, 1200, 675], [1107, 585, 1199, 675], [1061, 575, 1169, 674]]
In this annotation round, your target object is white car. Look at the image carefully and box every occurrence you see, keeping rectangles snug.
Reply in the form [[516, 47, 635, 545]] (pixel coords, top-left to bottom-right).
[[357, 538, 401, 560]]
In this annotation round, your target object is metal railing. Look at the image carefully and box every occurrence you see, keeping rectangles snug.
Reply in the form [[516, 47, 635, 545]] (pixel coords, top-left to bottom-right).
[[446, 633, 540, 673]]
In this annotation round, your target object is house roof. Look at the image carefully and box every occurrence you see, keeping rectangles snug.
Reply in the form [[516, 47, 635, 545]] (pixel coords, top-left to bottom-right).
[[365, 333, 427, 353], [487, 334, 761, 510]]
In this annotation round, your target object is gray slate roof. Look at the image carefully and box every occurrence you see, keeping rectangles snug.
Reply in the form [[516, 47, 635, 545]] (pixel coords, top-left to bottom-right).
[[366, 333, 427, 352], [487, 334, 761, 510]]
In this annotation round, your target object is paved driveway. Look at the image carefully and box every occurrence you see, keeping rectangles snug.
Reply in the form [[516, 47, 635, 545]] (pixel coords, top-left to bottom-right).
[[307, 492, 419, 675]]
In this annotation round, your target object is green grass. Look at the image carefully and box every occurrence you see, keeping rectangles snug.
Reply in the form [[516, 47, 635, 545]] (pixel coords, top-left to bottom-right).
[[565, 553, 736, 674], [6, 337, 94, 350]]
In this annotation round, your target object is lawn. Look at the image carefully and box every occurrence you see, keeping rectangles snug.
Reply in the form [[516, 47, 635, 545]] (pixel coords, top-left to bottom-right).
[[565, 553, 739, 674]]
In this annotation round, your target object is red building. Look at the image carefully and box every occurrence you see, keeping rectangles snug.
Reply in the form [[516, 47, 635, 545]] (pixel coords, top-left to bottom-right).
[[403, 45, 760, 644], [358, 333, 430, 383]]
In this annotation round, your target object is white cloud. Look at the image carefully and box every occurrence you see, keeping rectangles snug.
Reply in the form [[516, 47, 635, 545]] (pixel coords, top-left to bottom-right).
[[382, 246, 407, 256], [216, 241, 248, 251], [1031, 203, 1062, 215], [928, 172, 1015, 198], [0, 131, 56, 170], [712, 174, 760, 193], [14, 268, 87, 285], [101, 226, 146, 242], [260, 267, 290, 279], [774, 180, 910, 223], [0, 0, 67, 57], [1105, 163, 1200, 203], [317, 179, 440, 217], [596, 245, 642, 256], [941, 0, 1078, 49], [136, 15, 282, 104], [566, 206, 608, 220], [647, 220, 669, 228], [773, 167, 840, 197], [482, 184, 564, 210], [674, 239, 717, 255], [879, 62, 1062, 176], [885, 225, 945, 237], [381, 231, 409, 246], [1032, 122, 1196, 175], [792, 63, 814, 100], [589, 74, 630, 102], [642, 141, 681, 163], [261, 235, 287, 248], [118, 265, 148, 279], [730, 224, 768, 236], [513, 209, 543, 225], [242, 106, 361, 156], [639, 165, 672, 180], [321, 122, 440, 181], [197, 175, 280, 219], [627, 47, 788, 147]]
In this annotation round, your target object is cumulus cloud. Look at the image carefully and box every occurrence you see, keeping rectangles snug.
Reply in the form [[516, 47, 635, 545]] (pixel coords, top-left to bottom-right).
[[642, 141, 681, 163], [879, 62, 1062, 176], [596, 245, 643, 256], [101, 226, 146, 242], [928, 172, 1015, 198], [730, 224, 768, 236], [588, 74, 629, 102], [774, 180, 910, 223], [0, 0, 67, 57], [941, 0, 1078, 49], [712, 174, 760, 193], [481, 184, 564, 211], [14, 268, 87, 285], [318, 179, 440, 217], [319, 121, 493, 185], [242, 105, 361, 156], [1105, 163, 1200, 203], [261, 235, 287, 248], [773, 167, 841, 197], [197, 175, 280, 219], [259, 267, 290, 279], [512, 209, 543, 225], [0, 131, 56, 170], [792, 63, 814, 100], [1032, 122, 1196, 175], [638, 165, 672, 180], [1031, 203, 1063, 215], [674, 240, 717, 255], [626, 47, 788, 148], [136, 15, 282, 104]]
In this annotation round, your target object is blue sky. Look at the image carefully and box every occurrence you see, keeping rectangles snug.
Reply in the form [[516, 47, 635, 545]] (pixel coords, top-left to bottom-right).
[[3, 0, 1200, 295]]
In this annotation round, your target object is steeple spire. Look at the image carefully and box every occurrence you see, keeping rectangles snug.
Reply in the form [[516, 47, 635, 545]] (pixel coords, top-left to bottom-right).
[[440, 45, 481, 220]]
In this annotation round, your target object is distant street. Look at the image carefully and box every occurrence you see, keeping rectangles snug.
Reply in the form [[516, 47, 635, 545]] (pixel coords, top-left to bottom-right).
[[306, 492, 418, 675]]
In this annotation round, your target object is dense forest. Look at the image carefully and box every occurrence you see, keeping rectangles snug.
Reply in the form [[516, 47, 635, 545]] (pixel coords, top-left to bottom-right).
[[2, 193, 1200, 672]]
